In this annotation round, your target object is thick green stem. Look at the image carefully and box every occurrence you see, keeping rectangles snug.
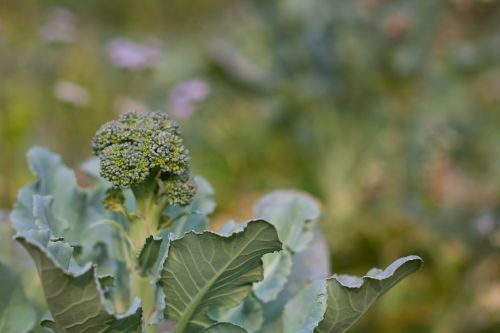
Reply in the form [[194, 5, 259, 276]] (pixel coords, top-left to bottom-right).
[[129, 179, 166, 252], [131, 273, 157, 333], [126, 177, 169, 333], [131, 197, 156, 246]]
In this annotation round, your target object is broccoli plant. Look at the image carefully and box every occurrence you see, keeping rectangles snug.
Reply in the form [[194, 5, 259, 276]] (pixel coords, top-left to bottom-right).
[[8, 110, 422, 333]]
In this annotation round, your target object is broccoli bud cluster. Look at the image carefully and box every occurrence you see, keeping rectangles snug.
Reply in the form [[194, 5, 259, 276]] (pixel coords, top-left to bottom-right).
[[92, 111, 195, 205], [103, 187, 126, 212]]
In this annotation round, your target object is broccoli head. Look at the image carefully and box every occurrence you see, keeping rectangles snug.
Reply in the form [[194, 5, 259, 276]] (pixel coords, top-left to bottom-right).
[[92, 111, 195, 205]]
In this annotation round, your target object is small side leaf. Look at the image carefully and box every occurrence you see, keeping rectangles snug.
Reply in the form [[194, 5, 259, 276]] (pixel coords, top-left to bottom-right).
[[315, 255, 423, 333], [15, 236, 143, 333], [137, 235, 162, 277], [158, 220, 282, 331]]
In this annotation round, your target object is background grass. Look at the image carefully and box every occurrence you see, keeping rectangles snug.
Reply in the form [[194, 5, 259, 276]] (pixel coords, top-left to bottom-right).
[[1, 1, 500, 332]]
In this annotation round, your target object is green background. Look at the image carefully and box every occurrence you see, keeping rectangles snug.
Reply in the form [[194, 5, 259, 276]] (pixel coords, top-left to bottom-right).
[[1, 1, 499, 332]]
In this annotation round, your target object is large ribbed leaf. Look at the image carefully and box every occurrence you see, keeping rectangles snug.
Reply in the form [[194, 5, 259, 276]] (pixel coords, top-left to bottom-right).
[[314, 255, 423, 333], [158, 220, 281, 332], [15, 236, 142, 333]]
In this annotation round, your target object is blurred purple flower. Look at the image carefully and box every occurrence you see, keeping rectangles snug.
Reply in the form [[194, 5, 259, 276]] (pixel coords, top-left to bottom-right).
[[168, 79, 210, 118], [107, 38, 162, 71], [475, 212, 496, 236], [39, 7, 76, 44], [53, 80, 90, 106]]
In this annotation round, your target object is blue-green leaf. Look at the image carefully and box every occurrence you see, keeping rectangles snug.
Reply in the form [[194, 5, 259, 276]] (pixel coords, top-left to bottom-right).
[[252, 251, 292, 303], [283, 280, 327, 333], [253, 190, 320, 253], [252, 191, 321, 303], [258, 228, 331, 333], [11, 147, 125, 275], [0, 262, 37, 333]]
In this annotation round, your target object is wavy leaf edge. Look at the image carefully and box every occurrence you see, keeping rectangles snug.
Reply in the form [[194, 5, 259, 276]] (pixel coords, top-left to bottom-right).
[[13, 233, 142, 319], [331, 255, 423, 289]]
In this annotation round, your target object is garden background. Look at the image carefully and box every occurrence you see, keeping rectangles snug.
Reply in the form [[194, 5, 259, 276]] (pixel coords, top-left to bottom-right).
[[0, 1, 499, 332]]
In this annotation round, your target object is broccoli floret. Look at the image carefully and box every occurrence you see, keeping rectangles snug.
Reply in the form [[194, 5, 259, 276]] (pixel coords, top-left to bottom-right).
[[92, 111, 195, 206], [103, 187, 126, 212], [158, 174, 197, 207]]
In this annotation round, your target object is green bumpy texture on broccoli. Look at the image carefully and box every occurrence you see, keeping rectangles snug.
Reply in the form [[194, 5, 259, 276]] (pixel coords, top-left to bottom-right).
[[92, 111, 195, 205]]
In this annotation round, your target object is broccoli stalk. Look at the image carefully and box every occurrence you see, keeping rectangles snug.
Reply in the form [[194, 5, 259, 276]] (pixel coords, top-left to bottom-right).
[[93, 111, 196, 331]]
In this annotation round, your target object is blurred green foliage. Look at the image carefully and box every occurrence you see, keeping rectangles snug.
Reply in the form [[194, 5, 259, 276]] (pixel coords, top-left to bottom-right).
[[1, 0, 499, 332]]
